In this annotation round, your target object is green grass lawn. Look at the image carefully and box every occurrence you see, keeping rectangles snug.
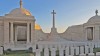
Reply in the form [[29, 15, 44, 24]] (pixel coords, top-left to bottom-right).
[[3, 53, 33, 56], [93, 48, 100, 53], [0, 50, 35, 56]]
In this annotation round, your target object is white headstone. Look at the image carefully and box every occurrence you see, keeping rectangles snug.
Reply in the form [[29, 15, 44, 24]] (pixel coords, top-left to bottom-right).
[[89, 46, 93, 53], [75, 47, 79, 55], [84, 46, 88, 54], [35, 49, 41, 56], [32, 45, 36, 52], [70, 47, 74, 55], [65, 47, 69, 56], [80, 46, 84, 54], [59, 49, 64, 56], [44, 47, 49, 56], [50, 48, 56, 56]]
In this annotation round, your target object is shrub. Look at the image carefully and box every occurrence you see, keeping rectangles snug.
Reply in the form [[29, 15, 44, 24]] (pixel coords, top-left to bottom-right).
[[7, 49, 12, 52], [28, 47, 33, 53]]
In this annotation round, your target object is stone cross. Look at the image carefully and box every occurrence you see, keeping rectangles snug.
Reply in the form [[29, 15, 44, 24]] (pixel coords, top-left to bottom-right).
[[20, 0, 23, 8], [51, 10, 56, 28]]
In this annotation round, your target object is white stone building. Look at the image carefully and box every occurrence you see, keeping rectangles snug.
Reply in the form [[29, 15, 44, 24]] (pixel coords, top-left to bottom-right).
[[0, 0, 99, 51]]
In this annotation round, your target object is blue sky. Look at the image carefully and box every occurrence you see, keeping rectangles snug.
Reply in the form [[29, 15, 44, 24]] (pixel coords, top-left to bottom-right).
[[0, 0, 100, 33]]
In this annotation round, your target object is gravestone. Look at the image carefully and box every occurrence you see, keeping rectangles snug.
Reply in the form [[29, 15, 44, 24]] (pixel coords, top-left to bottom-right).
[[44, 47, 49, 56], [50, 48, 56, 56], [89, 46, 93, 53], [35, 49, 41, 56], [32, 45, 36, 52], [80, 46, 84, 54], [84, 46, 88, 54], [75, 47, 79, 55], [65, 47, 69, 56], [59, 48, 64, 56], [70, 47, 74, 55]]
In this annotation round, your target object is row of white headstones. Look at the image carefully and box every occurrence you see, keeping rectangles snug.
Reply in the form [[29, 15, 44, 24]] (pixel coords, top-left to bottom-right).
[[32, 45, 93, 56], [1, 42, 100, 56], [32, 42, 100, 56]]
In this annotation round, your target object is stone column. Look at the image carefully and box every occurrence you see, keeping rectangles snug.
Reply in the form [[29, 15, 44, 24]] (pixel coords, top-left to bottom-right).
[[85, 28, 88, 41], [27, 23, 30, 43], [31, 22, 34, 43], [4, 22, 10, 44], [10, 22, 14, 44], [15, 26, 17, 43]]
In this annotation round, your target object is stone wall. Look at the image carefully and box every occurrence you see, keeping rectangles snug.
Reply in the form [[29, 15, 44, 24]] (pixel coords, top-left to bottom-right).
[[35, 30, 48, 41], [60, 25, 85, 41]]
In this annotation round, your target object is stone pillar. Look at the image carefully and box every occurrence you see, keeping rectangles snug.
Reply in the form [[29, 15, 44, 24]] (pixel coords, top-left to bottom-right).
[[10, 22, 14, 44], [27, 23, 30, 43], [4, 22, 10, 44], [31, 22, 34, 43], [15, 26, 17, 43], [84, 28, 87, 41]]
